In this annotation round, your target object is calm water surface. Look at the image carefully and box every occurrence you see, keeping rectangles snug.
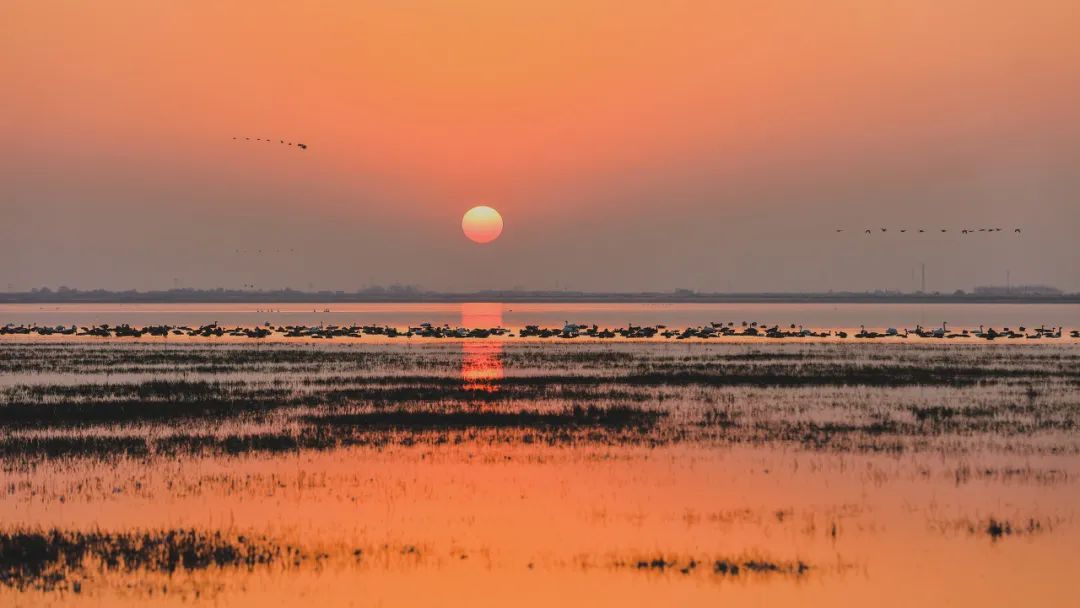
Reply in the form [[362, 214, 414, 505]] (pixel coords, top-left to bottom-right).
[[3, 301, 1079, 329]]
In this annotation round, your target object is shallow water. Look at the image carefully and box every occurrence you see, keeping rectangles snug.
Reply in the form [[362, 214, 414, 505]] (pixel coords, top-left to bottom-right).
[[4, 301, 1079, 330], [1, 335, 1078, 606]]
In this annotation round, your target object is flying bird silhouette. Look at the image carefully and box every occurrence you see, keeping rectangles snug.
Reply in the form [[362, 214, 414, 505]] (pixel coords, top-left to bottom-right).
[[233, 137, 308, 151], [839, 227, 1018, 236]]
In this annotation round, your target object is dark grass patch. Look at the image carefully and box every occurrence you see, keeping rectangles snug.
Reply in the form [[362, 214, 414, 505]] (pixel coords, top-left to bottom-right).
[[0, 385, 651, 427], [0, 529, 311, 591], [315, 384, 651, 405], [307, 365, 1071, 388], [5, 358, 1075, 429], [981, 517, 1047, 540], [931, 516, 1055, 541], [303, 405, 664, 431], [0, 436, 148, 459], [154, 433, 302, 455], [910, 404, 999, 423], [3, 380, 238, 402], [613, 555, 811, 577], [0, 399, 293, 427]]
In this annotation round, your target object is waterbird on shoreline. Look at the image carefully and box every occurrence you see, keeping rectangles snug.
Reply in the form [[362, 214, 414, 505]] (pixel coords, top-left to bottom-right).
[[2, 321, 1072, 342]]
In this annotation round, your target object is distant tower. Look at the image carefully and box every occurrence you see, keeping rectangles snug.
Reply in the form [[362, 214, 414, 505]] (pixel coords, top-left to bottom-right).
[[1006, 269, 1011, 293], [921, 263, 926, 293]]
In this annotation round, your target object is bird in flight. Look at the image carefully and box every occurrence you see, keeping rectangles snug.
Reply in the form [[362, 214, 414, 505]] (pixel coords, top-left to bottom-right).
[[842, 227, 1021, 236], [233, 137, 308, 151]]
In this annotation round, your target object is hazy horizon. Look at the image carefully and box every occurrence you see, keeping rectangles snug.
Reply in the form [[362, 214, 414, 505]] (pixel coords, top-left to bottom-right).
[[5, 1, 1079, 294], [4, 283, 1076, 296]]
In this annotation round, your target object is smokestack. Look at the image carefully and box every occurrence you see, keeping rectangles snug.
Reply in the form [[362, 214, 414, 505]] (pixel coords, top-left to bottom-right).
[[921, 263, 926, 293]]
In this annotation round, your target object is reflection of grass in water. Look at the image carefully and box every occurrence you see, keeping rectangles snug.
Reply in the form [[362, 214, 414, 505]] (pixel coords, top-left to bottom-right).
[[3, 373, 1074, 431], [0, 344, 433, 375], [0, 383, 656, 427], [950, 465, 1070, 487], [611, 554, 812, 578], [0, 406, 665, 458], [0, 398, 293, 427], [0, 529, 313, 591], [6, 342, 1077, 374], [2, 393, 1076, 457], [929, 516, 1058, 541], [0, 436, 149, 459], [1, 341, 1078, 459], [305, 405, 664, 430], [0, 528, 819, 594]]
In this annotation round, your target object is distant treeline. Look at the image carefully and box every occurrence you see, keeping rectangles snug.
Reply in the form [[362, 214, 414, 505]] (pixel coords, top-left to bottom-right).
[[2, 287, 1077, 304]]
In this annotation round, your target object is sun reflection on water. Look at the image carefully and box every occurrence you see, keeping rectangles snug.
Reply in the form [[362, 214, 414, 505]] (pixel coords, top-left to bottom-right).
[[460, 303, 504, 391]]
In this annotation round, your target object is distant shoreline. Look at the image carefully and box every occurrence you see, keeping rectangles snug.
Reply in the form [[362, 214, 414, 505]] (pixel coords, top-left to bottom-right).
[[3, 290, 1077, 305]]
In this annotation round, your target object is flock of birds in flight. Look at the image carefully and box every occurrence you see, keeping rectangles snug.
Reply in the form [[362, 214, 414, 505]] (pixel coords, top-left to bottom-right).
[[233, 136, 308, 150], [226, 138, 1031, 240], [839, 227, 1022, 235], [234, 249, 296, 255]]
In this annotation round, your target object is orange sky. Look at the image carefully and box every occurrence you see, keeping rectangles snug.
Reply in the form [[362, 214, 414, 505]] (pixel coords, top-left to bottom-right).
[[3, 1, 1079, 292]]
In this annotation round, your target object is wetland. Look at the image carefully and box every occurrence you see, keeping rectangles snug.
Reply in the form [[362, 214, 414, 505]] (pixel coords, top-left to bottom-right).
[[1, 304, 1078, 606]]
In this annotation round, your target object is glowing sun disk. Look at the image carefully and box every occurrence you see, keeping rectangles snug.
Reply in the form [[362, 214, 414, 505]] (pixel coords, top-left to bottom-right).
[[462, 206, 503, 244]]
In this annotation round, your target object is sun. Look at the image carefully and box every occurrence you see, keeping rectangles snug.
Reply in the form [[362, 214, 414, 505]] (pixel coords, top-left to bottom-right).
[[462, 206, 504, 244]]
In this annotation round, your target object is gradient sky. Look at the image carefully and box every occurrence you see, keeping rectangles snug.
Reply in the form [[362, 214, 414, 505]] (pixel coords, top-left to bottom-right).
[[3, 0, 1079, 292]]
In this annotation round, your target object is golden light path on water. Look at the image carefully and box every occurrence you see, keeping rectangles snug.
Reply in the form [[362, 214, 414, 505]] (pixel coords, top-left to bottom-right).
[[461, 302, 504, 390]]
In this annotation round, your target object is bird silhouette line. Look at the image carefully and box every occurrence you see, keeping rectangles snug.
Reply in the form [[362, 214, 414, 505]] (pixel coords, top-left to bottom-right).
[[838, 227, 1020, 235], [232, 136, 308, 150]]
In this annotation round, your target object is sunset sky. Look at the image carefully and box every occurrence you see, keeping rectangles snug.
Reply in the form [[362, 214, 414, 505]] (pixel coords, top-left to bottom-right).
[[4, 0, 1078, 292]]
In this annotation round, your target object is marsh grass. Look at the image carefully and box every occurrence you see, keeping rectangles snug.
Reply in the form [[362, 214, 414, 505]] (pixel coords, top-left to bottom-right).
[[0, 529, 312, 591], [1, 341, 1077, 458], [929, 515, 1058, 541], [304, 405, 663, 430], [610, 554, 812, 578]]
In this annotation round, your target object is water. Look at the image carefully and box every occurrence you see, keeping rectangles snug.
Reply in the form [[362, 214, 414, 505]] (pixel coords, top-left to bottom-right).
[[1, 317, 1078, 606], [3, 301, 1078, 330]]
